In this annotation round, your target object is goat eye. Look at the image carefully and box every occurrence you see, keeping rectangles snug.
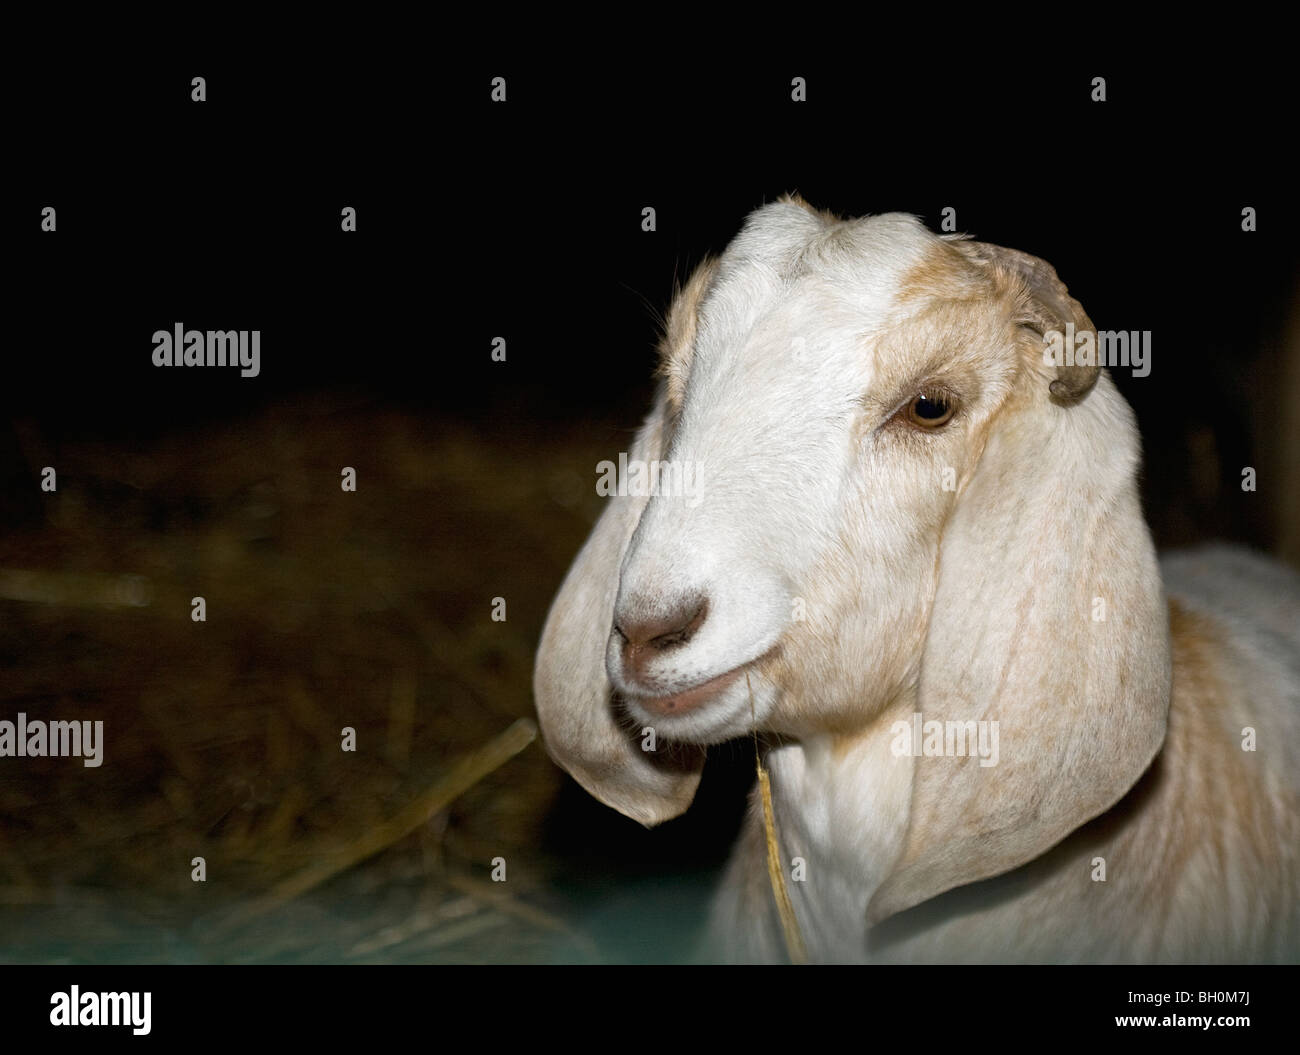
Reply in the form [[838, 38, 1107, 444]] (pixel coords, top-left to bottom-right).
[[905, 391, 956, 429]]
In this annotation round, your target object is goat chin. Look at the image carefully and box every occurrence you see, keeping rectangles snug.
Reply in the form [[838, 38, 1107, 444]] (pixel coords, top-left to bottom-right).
[[534, 197, 1300, 964]]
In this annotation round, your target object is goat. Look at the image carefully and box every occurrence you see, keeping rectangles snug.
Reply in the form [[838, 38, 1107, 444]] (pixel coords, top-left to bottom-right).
[[533, 196, 1300, 963]]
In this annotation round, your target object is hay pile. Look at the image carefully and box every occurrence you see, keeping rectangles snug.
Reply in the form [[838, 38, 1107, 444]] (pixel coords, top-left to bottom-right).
[[0, 395, 614, 962]]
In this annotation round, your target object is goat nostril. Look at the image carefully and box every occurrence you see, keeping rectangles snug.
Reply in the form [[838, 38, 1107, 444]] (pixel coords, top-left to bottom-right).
[[650, 599, 708, 649], [618, 596, 710, 658]]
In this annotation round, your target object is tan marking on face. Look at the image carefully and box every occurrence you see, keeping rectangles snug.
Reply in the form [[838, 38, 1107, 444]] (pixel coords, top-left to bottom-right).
[[894, 239, 989, 306], [656, 256, 719, 412], [895, 240, 1062, 409]]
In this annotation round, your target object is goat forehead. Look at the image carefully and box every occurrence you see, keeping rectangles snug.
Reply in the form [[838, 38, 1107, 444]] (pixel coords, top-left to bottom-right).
[[698, 211, 942, 357]]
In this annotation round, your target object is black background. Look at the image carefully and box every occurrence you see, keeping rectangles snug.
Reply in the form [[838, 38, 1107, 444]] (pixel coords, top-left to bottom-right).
[[10, 52, 1295, 549]]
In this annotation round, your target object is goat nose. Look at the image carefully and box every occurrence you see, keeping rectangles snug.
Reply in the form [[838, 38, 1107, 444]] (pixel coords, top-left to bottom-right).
[[615, 596, 709, 677]]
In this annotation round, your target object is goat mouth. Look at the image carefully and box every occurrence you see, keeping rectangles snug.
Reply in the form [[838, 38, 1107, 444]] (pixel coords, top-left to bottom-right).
[[626, 666, 747, 718]]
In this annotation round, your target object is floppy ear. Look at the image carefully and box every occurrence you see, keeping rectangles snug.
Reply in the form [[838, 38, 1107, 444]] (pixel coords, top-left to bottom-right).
[[867, 246, 1172, 923], [533, 389, 705, 826], [534, 257, 718, 826]]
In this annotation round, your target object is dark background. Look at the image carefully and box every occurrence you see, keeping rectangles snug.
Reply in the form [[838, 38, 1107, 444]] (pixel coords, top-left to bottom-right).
[[2, 47, 1296, 963], [11, 55, 1296, 544]]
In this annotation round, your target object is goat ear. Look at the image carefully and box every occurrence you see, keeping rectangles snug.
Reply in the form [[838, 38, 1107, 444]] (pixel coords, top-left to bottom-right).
[[533, 389, 705, 827], [867, 265, 1171, 924]]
